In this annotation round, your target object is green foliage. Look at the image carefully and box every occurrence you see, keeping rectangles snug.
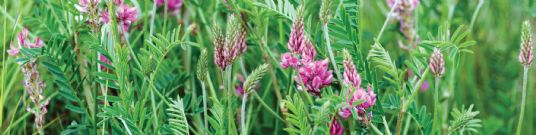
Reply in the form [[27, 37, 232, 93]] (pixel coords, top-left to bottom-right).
[[166, 95, 190, 135], [367, 42, 401, 88], [243, 64, 269, 93], [448, 104, 482, 135], [283, 94, 311, 135]]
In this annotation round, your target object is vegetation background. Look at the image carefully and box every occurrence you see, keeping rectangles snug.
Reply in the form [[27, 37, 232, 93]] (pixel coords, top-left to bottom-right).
[[0, 0, 535, 134]]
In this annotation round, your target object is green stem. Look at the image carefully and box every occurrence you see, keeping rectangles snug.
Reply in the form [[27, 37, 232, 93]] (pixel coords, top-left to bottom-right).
[[516, 67, 529, 135], [376, 0, 399, 42], [252, 92, 284, 121], [433, 77, 440, 135], [201, 82, 208, 134], [240, 94, 248, 135], [322, 24, 343, 87], [225, 66, 234, 134]]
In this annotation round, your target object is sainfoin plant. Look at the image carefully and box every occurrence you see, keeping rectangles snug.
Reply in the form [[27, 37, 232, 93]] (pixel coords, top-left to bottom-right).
[[2, 0, 536, 134]]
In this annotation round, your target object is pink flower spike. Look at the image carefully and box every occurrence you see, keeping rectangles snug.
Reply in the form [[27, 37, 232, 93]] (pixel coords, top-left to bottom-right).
[[116, 4, 138, 31], [329, 118, 344, 135], [113, 0, 123, 5], [280, 53, 299, 69], [31, 37, 44, 48], [343, 54, 361, 87], [7, 43, 20, 56], [296, 59, 332, 96], [301, 40, 317, 63], [99, 54, 112, 69], [287, 16, 305, 54], [18, 28, 30, 47], [156, 0, 183, 12], [100, 10, 110, 23]]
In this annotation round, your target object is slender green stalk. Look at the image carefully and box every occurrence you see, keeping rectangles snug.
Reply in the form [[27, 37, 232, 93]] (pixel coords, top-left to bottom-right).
[[376, 0, 399, 42], [201, 82, 208, 133], [240, 94, 248, 135], [516, 67, 529, 135], [252, 92, 284, 122], [225, 66, 234, 134], [322, 24, 343, 87], [0, 0, 7, 127], [433, 77, 440, 135]]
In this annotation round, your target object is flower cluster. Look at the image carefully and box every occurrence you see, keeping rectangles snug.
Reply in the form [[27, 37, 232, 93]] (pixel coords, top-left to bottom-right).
[[338, 49, 377, 124], [329, 118, 343, 135], [519, 21, 534, 67], [7, 28, 44, 56], [280, 15, 332, 96], [6, 29, 49, 133], [429, 48, 445, 78], [213, 15, 247, 70], [387, 0, 420, 50], [76, 0, 138, 32], [23, 60, 49, 133], [156, 0, 183, 13]]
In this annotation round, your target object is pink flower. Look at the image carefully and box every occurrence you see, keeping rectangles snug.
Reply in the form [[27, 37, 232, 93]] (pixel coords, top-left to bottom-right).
[[419, 81, 430, 92], [329, 118, 344, 135], [287, 16, 305, 54], [339, 86, 376, 122], [100, 9, 110, 23], [343, 54, 361, 87], [31, 37, 43, 48], [99, 54, 112, 69], [7, 43, 20, 56], [300, 40, 317, 63], [280, 53, 299, 69], [116, 4, 138, 31], [429, 48, 445, 77], [296, 59, 333, 96], [75, 0, 101, 13], [387, 0, 419, 10], [519, 21, 533, 67], [156, 0, 183, 12], [113, 0, 123, 5], [236, 29, 247, 55], [100, 3, 137, 32], [17, 28, 30, 48], [235, 75, 245, 97]]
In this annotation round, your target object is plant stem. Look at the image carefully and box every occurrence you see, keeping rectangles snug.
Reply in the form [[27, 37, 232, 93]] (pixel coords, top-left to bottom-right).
[[376, 0, 399, 42], [516, 67, 529, 135], [240, 94, 248, 135], [433, 77, 440, 135], [201, 82, 208, 134], [225, 66, 234, 134], [322, 24, 343, 87]]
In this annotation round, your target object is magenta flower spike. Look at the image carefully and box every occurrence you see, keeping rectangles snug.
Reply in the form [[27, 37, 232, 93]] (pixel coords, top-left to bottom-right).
[[301, 39, 317, 63], [287, 16, 305, 54], [116, 4, 138, 31], [429, 48, 445, 78], [18, 28, 30, 48], [7, 42, 20, 56], [343, 49, 361, 87], [156, 0, 183, 13], [280, 53, 299, 69], [75, 0, 101, 13], [329, 118, 344, 135], [339, 85, 377, 122], [22, 60, 48, 133], [519, 21, 534, 67], [296, 59, 332, 96]]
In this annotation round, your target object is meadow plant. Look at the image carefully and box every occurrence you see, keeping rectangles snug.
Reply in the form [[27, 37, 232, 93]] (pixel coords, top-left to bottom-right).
[[3, 0, 536, 134]]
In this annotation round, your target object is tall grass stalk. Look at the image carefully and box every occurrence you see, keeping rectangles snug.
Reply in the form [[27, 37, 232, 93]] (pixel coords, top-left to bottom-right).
[[516, 67, 529, 135]]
